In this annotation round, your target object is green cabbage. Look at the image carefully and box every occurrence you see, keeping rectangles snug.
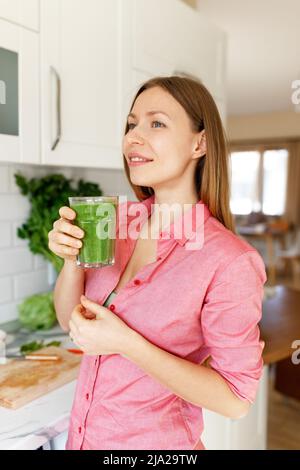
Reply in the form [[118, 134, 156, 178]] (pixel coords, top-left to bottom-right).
[[18, 291, 57, 331]]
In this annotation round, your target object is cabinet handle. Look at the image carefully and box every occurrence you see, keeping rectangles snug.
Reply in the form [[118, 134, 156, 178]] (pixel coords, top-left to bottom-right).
[[50, 66, 61, 150]]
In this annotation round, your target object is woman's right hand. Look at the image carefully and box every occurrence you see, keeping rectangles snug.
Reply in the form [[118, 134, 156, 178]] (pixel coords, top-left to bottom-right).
[[48, 206, 84, 262]]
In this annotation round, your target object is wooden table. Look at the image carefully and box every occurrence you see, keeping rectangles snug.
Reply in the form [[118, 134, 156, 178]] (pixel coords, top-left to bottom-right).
[[237, 226, 288, 286], [260, 285, 300, 364], [260, 285, 300, 402]]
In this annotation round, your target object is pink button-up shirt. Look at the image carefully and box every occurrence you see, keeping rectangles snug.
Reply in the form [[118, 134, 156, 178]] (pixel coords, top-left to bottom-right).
[[66, 194, 267, 450]]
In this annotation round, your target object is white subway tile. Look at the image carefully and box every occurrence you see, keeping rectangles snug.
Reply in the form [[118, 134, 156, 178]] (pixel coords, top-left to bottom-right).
[[0, 195, 30, 221], [33, 254, 47, 270], [0, 222, 11, 247], [12, 220, 29, 247], [9, 165, 30, 194], [0, 248, 33, 276], [0, 277, 13, 303], [0, 301, 19, 324], [13, 269, 49, 300], [8, 164, 52, 194], [0, 166, 10, 193], [79, 168, 132, 198]]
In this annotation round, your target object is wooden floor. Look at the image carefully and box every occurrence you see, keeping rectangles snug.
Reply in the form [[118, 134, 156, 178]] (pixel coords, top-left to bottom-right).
[[266, 271, 300, 450], [267, 375, 300, 449]]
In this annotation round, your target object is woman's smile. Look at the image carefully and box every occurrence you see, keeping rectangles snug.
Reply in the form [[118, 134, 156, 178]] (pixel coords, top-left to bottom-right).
[[128, 159, 154, 167]]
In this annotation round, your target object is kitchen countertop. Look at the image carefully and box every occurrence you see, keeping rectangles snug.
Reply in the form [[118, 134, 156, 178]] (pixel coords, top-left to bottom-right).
[[0, 320, 76, 450], [0, 381, 75, 450]]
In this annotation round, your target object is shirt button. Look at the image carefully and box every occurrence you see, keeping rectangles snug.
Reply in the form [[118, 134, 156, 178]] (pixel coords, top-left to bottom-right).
[[109, 304, 115, 311], [78, 426, 82, 434], [86, 393, 89, 400], [134, 279, 141, 286]]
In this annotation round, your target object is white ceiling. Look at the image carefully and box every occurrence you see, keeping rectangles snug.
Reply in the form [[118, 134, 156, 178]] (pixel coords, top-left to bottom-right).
[[196, 0, 300, 116]]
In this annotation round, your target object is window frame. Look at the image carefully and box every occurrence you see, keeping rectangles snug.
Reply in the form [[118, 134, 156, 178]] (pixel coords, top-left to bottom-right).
[[229, 141, 290, 217]]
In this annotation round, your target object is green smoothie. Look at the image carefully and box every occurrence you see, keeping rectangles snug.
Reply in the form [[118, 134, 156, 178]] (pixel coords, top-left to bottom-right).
[[69, 197, 118, 268]]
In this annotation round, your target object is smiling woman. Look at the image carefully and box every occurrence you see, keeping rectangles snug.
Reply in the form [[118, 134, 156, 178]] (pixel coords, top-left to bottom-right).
[[52, 75, 267, 451], [122, 75, 235, 233]]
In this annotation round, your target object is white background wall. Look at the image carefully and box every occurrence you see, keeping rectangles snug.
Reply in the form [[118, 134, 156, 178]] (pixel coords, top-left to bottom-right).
[[0, 163, 135, 325]]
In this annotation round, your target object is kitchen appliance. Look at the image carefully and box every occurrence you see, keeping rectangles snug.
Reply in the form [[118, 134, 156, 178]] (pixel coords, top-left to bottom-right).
[[0, 18, 39, 163]]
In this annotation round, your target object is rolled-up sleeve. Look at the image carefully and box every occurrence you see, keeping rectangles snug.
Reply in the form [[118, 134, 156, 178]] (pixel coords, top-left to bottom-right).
[[200, 250, 267, 404]]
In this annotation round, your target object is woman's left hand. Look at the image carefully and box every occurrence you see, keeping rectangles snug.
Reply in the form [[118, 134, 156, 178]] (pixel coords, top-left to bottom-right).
[[68, 295, 136, 356]]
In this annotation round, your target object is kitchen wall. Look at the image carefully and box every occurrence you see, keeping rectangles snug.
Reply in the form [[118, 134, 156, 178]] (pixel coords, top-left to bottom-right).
[[181, 0, 197, 9], [227, 110, 300, 140], [0, 162, 135, 325]]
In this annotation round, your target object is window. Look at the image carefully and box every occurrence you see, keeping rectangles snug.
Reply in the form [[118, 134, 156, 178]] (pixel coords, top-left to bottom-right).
[[263, 150, 288, 215], [229, 148, 289, 215], [230, 151, 260, 215]]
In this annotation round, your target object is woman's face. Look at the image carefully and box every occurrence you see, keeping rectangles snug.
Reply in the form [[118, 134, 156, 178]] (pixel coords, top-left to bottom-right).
[[122, 86, 205, 191]]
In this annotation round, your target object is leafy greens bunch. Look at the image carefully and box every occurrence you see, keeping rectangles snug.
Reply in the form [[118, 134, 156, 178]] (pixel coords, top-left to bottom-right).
[[14, 173, 103, 273]]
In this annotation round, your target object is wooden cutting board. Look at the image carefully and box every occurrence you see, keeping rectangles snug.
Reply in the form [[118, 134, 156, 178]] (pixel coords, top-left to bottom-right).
[[0, 347, 82, 409]]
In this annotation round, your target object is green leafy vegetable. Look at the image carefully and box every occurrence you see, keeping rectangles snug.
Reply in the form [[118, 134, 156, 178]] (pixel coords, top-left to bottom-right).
[[45, 340, 61, 348], [18, 291, 57, 331], [20, 341, 44, 353], [20, 339, 61, 354], [14, 173, 102, 273]]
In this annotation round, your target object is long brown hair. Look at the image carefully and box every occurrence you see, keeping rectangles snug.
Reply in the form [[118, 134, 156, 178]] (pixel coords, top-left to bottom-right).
[[123, 75, 235, 233]]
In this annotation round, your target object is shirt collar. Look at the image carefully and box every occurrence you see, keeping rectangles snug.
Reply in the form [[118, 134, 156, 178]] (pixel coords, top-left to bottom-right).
[[137, 194, 211, 246]]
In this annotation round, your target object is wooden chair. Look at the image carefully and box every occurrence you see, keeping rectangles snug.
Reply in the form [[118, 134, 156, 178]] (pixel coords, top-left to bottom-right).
[[277, 227, 300, 286]]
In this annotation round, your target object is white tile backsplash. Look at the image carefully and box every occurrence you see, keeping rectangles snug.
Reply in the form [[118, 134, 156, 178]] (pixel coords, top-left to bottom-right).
[[8, 164, 53, 193], [0, 162, 135, 324], [0, 248, 33, 277], [0, 166, 9, 193], [12, 220, 28, 247], [0, 301, 21, 324], [33, 254, 47, 270], [0, 277, 13, 303], [13, 269, 49, 300], [0, 222, 11, 248], [0, 195, 30, 221]]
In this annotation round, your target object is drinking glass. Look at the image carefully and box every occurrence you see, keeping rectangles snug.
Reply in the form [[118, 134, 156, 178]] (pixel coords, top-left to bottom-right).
[[68, 196, 118, 268]]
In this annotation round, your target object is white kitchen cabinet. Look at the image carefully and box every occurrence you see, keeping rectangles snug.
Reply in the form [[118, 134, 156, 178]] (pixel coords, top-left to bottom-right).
[[0, 0, 39, 31], [133, 0, 227, 102], [0, 18, 39, 164], [123, 0, 228, 138], [202, 365, 268, 450], [40, 0, 126, 170], [40, 0, 227, 170]]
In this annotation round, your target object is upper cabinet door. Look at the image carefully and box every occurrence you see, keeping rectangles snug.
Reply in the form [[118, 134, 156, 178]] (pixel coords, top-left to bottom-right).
[[0, 0, 40, 31], [0, 19, 39, 164], [40, 0, 124, 169], [132, 0, 227, 102], [40, 0, 227, 169]]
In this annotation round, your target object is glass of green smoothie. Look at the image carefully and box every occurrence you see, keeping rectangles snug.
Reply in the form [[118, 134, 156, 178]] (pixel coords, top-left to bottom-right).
[[68, 196, 118, 268]]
